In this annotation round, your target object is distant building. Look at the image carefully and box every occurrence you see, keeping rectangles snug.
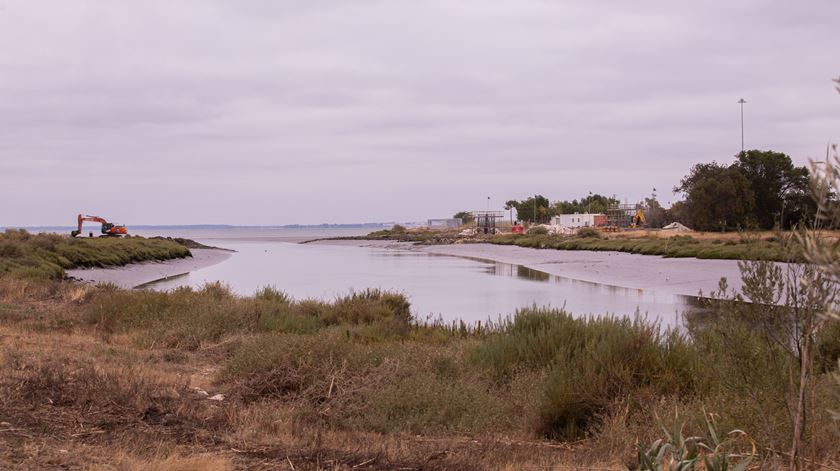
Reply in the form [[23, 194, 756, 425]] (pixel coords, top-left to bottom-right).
[[427, 218, 463, 229], [552, 213, 607, 228]]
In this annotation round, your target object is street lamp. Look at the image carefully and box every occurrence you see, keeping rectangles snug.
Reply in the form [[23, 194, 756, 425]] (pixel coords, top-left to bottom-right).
[[737, 98, 747, 154], [533, 194, 537, 224]]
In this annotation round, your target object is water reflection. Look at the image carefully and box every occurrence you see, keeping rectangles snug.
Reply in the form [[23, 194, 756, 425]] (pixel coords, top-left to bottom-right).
[[146, 242, 701, 326]]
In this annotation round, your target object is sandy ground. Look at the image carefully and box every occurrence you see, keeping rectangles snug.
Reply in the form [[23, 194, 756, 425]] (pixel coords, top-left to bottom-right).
[[315, 240, 746, 298], [66, 248, 233, 289]]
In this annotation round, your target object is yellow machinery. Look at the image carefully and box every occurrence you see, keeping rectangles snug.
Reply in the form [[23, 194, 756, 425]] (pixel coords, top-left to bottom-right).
[[629, 209, 646, 228]]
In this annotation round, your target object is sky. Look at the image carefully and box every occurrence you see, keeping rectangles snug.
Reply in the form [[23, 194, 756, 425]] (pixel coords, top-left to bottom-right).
[[1, 1, 838, 226]]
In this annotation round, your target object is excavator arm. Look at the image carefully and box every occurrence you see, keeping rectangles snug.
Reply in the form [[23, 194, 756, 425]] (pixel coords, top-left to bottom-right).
[[630, 210, 646, 228]]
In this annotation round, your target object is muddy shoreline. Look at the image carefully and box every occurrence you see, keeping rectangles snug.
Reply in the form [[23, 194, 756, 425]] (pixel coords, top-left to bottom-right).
[[66, 248, 233, 289]]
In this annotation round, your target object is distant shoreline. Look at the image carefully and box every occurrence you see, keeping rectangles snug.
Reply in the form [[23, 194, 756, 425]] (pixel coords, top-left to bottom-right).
[[1, 223, 394, 231]]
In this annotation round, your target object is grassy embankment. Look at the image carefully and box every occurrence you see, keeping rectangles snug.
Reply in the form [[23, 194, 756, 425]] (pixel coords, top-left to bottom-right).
[[350, 226, 807, 262], [1, 230, 839, 469], [0, 229, 192, 279]]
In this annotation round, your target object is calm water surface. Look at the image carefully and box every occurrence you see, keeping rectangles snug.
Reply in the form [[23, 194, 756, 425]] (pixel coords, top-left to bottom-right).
[[144, 232, 700, 325]]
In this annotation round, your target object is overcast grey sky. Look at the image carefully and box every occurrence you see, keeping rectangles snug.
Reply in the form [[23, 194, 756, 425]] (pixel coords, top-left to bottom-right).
[[1, 1, 838, 226]]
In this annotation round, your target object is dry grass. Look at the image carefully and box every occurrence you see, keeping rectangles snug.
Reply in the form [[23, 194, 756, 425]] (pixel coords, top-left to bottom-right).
[[1, 277, 839, 469], [0, 328, 621, 470], [0, 285, 632, 470]]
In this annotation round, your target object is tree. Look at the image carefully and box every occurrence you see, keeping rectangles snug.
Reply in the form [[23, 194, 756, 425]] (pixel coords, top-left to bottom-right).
[[552, 193, 618, 215], [736, 150, 811, 229], [664, 200, 688, 226], [643, 196, 666, 228], [507, 195, 552, 224], [452, 211, 474, 224], [675, 162, 756, 231]]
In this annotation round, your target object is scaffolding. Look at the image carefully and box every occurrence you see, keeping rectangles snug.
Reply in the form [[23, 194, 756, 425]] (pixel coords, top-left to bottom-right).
[[472, 211, 505, 234], [605, 204, 638, 231]]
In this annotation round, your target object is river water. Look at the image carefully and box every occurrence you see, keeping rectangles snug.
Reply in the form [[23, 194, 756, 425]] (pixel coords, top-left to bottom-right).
[[131, 228, 702, 326]]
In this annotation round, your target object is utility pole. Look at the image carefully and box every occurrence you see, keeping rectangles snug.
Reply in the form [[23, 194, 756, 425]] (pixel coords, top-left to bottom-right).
[[588, 191, 592, 214], [737, 98, 747, 154], [533, 195, 537, 224]]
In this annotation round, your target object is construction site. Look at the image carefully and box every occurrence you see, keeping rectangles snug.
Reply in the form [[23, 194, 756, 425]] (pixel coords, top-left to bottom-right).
[[448, 199, 690, 236]]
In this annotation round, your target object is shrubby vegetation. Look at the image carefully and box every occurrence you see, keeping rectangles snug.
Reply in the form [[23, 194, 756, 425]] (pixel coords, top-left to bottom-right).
[[452, 210, 475, 224], [2, 275, 836, 467]]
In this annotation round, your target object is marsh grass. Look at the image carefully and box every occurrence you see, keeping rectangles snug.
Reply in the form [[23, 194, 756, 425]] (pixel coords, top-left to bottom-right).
[[471, 308, 698, 439], [0, 229, 191, 279], [491, 233, 791, 261], [84, 283, 416, 349]]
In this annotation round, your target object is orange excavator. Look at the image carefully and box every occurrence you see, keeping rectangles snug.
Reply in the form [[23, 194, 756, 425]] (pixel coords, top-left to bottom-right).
[[70, 214, 128, 237]]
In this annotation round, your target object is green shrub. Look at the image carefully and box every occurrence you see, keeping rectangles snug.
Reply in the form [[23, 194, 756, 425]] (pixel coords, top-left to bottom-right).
[[576, 227, 601, 238], [473, 307, 698, 439], [219, 332, 385, 399], [361, 370, 510, 434], [82, 283, 415, 349], [527, 226, 549, 235]]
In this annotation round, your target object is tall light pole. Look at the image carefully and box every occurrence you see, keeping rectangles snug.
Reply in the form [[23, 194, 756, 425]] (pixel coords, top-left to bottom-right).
[[487, 196, 490, 211], [533, 194, 537, 224], [737, 98, 747, 154]]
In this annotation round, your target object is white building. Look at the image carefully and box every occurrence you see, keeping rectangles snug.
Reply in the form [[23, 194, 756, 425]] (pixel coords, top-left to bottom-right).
[[552, 213, 603, 228]]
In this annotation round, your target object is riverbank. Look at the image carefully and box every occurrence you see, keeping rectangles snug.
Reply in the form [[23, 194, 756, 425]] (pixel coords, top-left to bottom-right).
[[328, 227, 815, 263], [67, 248, 232, 289], [0, 229, 193, 279]]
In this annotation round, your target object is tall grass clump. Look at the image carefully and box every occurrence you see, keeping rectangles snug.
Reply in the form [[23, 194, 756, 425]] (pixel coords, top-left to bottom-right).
[[576, 226, 602, 238], [473, 307, 699, 439], [83, 284, 415, 349]]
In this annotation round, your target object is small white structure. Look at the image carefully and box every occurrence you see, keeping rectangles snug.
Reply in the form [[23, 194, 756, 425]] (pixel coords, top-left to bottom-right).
[[552, 213, 601, 228], [662, 222, 692, 232], [427, 218, 463, 229]]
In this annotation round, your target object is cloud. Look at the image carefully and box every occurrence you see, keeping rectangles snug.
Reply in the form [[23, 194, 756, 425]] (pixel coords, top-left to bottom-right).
[[1, 0, 838, 225]]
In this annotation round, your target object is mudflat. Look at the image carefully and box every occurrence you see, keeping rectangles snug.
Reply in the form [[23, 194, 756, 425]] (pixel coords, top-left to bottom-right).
[[315, 239, 747, 298], [66, 248, 233, 289]]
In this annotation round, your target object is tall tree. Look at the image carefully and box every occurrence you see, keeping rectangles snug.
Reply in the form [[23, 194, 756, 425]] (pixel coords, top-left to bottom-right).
[[553, 193, 618, 215], [508, 195, 552, 223], [674, 162, 756, 231], [643, 196, 666, 228], [736, 150, 811, 229], [452, 211, 474, 224]]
